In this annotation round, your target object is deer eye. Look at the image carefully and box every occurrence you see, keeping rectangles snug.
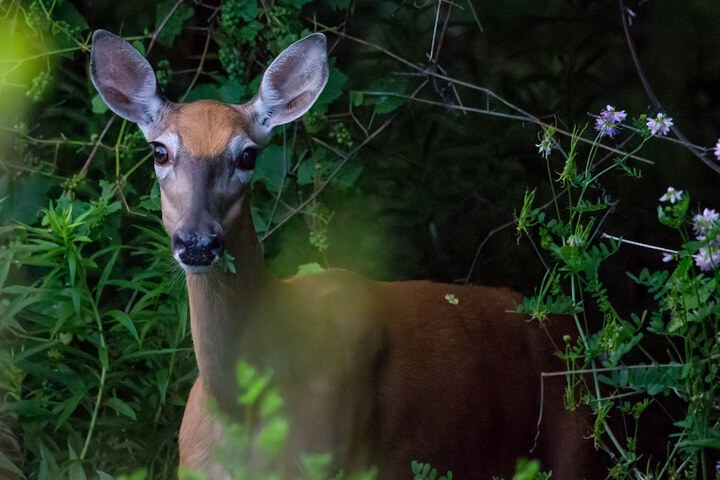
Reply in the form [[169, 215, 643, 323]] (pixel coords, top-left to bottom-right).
[[151, 143, 170, 165], [234, 147, 258, 171]]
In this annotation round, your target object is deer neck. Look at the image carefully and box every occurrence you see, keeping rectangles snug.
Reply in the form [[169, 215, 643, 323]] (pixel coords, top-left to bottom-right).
[[185, 202, 271, 409]]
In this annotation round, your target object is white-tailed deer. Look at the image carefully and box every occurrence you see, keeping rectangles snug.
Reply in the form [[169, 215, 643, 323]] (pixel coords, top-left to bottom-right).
[[90, 30, 602, 479]]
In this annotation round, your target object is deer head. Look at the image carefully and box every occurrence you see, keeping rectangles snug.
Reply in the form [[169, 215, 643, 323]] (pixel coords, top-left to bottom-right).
[[90, 30, 328, 274]]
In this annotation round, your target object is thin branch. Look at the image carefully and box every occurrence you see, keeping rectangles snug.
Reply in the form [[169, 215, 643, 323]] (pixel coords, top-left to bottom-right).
[[601, 233, 678, 255], [80, 116, 115, 176], [180, 27, 212, 102], [463, 219, 515, 284], [147, 0, 185, 54], [261, 80, 429, 240], [358, 90, 656, 165], [618, 0, 720, 175]]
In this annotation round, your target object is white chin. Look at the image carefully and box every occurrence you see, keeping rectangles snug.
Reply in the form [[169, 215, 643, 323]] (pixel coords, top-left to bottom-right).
[[181, 264, 214, 275]]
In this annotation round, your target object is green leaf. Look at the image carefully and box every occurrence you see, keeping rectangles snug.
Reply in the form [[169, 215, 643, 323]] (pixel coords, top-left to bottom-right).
[[106, 397, 137, 421], [67, 445, 86, 479], [296, 263, 324, 276], [253, 144, 288, 193], [374, 94, 405, 115], [55, 387, 85, 430], [132, 40, 146, 56], [239, 21, 263, 44], [156, 368, 170, 404], [316, 63, 348, 106], [258, 416, 289, 455], [332, 159, 363, 191], [92, 94, 109, 114], [351, 91, 364, 107], [184, 83, 221, 102], [222, 0, 258, 22], [155, 0, 194, 47], [297, 159, 318, 186], [260, 390, 284, 418], [106, 309, 140, 343], [238, 375, 270, 406], [116, 469, 149, 480], [99, 344, 109, 370], [67, 250, 77, 285], [219, 78, 249, 103]]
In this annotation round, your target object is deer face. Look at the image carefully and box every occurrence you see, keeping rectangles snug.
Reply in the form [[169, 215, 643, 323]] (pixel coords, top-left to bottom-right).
[[90, 30, 328, 273]]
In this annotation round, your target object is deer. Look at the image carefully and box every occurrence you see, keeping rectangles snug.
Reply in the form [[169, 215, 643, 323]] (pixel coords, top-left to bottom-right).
[[90, 30, 603, 479]]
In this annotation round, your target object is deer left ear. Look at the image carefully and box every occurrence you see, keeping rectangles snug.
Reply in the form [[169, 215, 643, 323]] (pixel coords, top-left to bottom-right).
[[249, 33, 329, 135], [90, 30, 167, 128]]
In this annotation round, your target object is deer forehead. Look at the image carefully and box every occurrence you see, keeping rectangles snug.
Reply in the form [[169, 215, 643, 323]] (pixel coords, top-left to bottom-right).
[[163, 100, 251, 158]]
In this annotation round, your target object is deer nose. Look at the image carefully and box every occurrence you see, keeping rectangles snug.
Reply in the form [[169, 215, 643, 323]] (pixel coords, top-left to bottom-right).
[[172, 228, 225, 267]]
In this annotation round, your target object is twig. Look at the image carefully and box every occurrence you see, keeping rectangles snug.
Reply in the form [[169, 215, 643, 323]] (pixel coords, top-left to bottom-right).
[[147, 0, 186, 54], [462, 219, 515, 284], [601, 232, 678, 255], [180, 27, 212, 102], [80, 116, 115, 176], [618, 0, 720, 175], [261, 80, 429, 240], [359, 90, 656, 165]]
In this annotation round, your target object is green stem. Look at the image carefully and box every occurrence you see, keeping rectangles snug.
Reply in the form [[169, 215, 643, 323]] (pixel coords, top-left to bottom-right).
[[80, 300, 108, 460], [570, 274, 627, 458]]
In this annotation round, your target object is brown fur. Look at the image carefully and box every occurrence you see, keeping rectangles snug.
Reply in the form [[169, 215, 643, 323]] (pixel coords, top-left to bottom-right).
[[168, 101, 249, 158], [176, 201, 603, 479]]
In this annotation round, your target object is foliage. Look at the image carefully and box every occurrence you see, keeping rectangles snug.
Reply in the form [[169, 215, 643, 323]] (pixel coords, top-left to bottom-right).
[[411, 460, 452, 480], [517, 108, 720, 478], [0, 0, 366, 476], [2, 0, 720, 478]]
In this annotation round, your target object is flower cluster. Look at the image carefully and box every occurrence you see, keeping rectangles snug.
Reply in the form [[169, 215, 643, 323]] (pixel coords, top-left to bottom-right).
[[660, 187, 720, 271], [693, 208, 719, 240], [693, 244, 720, 272], [691, 208, 720, 272], [646, 113, 673, 136], [659, 186, 683, 204], [594, 105, 627, 138]]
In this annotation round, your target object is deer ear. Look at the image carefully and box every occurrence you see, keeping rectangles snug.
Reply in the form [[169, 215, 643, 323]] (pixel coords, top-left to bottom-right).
[[250, 33, 329, 135], [90, 30, 166, 128]]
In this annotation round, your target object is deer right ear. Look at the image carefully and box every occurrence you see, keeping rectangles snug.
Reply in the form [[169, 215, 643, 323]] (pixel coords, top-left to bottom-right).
[[248, 33, 329, 137], [90, 30, 166, 128]]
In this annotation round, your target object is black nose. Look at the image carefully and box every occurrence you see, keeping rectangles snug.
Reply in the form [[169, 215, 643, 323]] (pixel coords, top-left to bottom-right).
[[172, 229, 225, 266]]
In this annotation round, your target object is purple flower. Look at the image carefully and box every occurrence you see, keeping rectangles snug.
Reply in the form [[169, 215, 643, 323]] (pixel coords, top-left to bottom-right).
[[600, 105, 627, 123], [693, 246, 720, 272], [646, 113, 674, 136], [659, 186, 683, 204], [662, 252, 674, 263], [714, 139, 720, 162], [594, 105, 627, 138], [693, 208, 719, 240], [595, 117, 619, 138]]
